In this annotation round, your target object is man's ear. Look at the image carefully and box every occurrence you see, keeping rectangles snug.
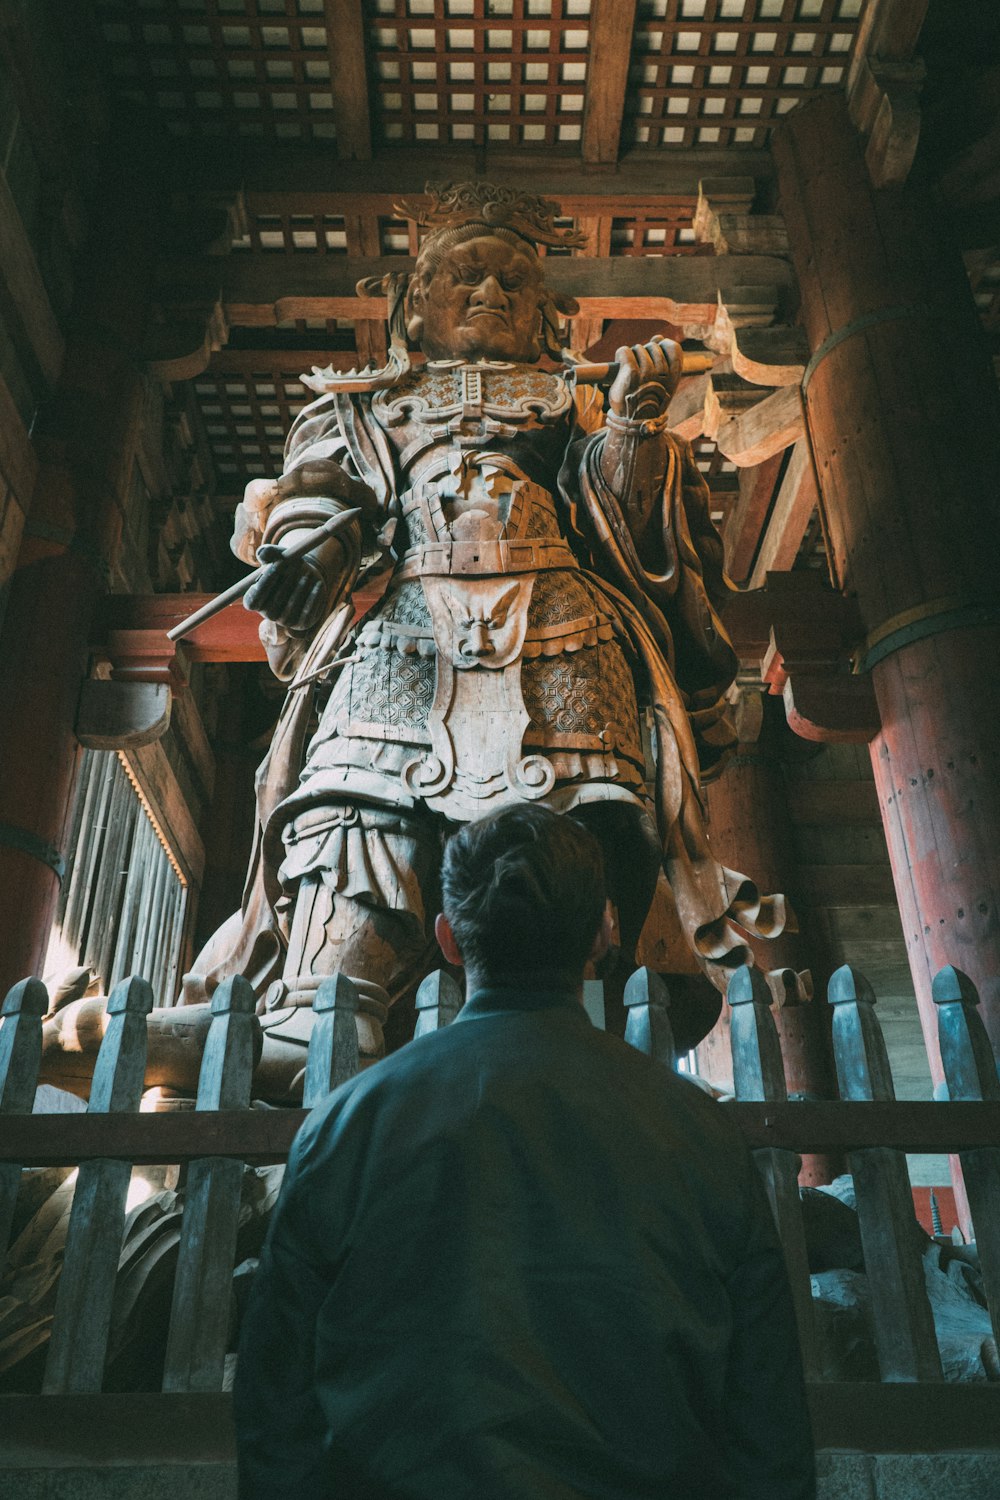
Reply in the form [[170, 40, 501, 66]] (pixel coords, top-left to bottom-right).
[[435, 912, 464, 967], [589, 901, 614, 966]]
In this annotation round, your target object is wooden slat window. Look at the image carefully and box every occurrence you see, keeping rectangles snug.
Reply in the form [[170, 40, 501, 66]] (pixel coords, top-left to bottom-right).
[[45, 750, 187, 1009]]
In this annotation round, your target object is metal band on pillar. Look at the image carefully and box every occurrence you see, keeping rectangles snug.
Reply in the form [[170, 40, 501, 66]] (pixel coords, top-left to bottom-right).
[[856, 598, 1000, 674], [0, 823, 66, 882], [801, 303, 932, 396]]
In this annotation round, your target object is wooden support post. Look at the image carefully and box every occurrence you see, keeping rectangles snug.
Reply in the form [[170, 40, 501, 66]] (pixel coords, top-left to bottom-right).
[[932, 966, 1000, 1353], [43, 976, 154, 1393], [622, 967, 675, 1070], [162, 975, 260, 1393], [727, 964, 820, 1379], [413, 970, 463, 1039], [828, 964, 942, 1382], [303, 972, 360, 1107], [773, 94, 1000, 1104], [0, 977, 48, 1260], [702, 690, 839, 1184]]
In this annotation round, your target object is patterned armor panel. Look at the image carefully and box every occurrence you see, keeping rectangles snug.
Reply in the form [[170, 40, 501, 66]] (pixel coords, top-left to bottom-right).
[[288, 362, 648, 836]]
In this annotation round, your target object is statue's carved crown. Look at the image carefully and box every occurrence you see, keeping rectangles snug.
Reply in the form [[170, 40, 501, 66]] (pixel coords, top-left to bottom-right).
[[396, 180, 587, 251]]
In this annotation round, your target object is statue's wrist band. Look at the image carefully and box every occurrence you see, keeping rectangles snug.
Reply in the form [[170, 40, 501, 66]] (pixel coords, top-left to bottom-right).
[[605, 408, 671, 437]]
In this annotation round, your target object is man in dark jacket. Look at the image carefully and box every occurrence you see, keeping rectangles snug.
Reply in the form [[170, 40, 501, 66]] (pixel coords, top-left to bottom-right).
[[234, 805, 816, 1499]]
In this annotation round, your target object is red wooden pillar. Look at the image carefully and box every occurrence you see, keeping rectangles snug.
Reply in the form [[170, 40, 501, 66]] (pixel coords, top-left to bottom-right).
[[772, 96, 1000, 1095], [0, 136, 155, 996], [701, 690, 839, 1185]]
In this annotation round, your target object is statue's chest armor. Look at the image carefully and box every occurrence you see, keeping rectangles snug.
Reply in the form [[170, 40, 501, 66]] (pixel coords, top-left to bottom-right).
[[371, 360, 573, 476], [312, 362, 641, 814]]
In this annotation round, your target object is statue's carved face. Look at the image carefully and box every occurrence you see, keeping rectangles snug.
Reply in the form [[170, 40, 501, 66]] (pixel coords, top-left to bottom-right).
[[410, 235, 545, 363]]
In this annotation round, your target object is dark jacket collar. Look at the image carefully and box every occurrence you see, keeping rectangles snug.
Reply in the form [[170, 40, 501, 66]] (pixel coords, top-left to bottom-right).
[[456, 982, 587, 1022]]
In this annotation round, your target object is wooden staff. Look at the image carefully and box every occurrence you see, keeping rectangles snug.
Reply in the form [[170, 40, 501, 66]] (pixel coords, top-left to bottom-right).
[[166, 506, 363, 643], [570, 349, 715, 384]]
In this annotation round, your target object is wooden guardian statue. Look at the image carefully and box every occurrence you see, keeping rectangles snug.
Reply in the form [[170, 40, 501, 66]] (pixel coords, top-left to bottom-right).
[[42, 182, 789, 1101]]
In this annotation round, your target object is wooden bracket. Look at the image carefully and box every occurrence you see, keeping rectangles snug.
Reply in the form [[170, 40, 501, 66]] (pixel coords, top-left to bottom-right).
[[722, 572, 880, 744], [847, 0, 928, 189], [76, 680, 172, 751], [144, 291, 229, 383]]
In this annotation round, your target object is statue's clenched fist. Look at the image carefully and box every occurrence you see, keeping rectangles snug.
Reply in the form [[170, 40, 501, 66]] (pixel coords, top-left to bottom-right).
[[244, 545, 331, 633], [607, 338, 683, 425]]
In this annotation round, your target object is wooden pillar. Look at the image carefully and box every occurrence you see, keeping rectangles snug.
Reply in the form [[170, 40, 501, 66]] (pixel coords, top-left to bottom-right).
[[702, 689, 839, 1185], [772, 95, 1000, 1090], [0, 129, 157, 995]]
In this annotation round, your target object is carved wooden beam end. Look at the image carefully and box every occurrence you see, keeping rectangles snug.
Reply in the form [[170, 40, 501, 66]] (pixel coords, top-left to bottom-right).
[[722, 572, 880, 745], [846, 0, 929, 190]]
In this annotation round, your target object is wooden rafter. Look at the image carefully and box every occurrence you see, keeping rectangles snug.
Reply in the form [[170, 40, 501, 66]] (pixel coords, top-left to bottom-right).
[[324, 0, 372, 162], [582, 0, 638, 166]]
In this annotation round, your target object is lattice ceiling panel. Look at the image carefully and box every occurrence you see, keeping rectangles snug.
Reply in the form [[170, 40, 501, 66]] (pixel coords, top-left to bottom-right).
[[193, 360, 311, 489], [628, 0, 865, 150], [367, 0, 591, 148], [92, 0, 338, 144]]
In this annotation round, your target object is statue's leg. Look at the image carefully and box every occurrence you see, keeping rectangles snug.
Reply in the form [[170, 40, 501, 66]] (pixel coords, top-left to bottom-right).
[[252, 804, 442, 1100]]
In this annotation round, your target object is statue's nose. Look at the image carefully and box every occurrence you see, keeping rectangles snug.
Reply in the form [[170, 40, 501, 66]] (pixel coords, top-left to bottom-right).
[[469, 275, 505, 307], [461, 622, 494, 657]]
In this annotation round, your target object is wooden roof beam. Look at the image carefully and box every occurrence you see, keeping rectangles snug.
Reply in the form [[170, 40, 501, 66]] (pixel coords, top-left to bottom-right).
[[172, 147, 775, 201], [582, 0, 638, 166], [325, 0, 372, 163], [156, 252, 795, 332]]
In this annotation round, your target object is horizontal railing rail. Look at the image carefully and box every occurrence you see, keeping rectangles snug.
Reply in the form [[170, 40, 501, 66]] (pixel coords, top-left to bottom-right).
[[2, 1099, 1000, 1167]]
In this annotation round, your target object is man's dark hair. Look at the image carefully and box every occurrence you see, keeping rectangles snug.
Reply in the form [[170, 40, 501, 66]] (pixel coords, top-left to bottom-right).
[[441, 804, 606, 983]]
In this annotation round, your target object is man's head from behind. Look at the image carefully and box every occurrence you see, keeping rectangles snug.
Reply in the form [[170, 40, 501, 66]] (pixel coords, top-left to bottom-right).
[[436, 804, 609, 991]]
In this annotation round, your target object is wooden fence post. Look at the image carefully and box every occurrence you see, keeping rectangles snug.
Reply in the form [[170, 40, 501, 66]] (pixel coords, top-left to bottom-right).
[[413, 970, 463, 1039], [623, 968, 675, 1068], [0, 978, 48, 1261], [727, 964, 819, 1379], [43, 975, 154, 1393], [303, 972, 360, 1108], [932, 965, 1000, 1353], [828, 964, 942, 1382], [162, 974, 260, 1392]]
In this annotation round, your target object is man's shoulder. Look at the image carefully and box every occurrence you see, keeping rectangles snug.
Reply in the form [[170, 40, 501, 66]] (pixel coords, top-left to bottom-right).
[[297, 1002, 739, 1158]]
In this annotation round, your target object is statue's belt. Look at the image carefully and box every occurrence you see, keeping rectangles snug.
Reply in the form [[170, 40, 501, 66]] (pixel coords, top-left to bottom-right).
[[395, 537, 579, 581]]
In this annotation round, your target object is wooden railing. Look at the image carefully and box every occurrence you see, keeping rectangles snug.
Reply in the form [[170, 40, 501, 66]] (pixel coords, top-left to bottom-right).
[[1, 960, 999, 1437]]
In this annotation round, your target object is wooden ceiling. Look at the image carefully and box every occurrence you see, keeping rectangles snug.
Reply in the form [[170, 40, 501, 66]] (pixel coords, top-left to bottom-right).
[[91, 0, 865, 156], [82, 1, 873, 583]]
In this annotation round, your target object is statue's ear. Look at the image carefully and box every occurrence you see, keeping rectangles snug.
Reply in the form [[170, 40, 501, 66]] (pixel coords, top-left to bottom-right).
[[550, 290, 580, 317]]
